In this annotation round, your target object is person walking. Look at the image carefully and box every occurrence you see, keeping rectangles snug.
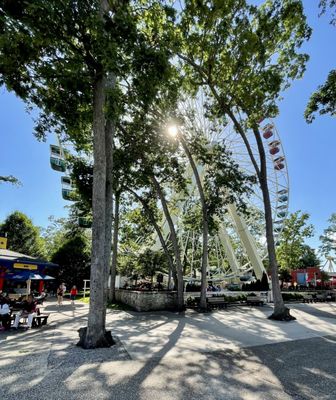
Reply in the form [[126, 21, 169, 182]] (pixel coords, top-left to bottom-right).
[[57, 285, 64, 306], [70, 285, 78, 305]]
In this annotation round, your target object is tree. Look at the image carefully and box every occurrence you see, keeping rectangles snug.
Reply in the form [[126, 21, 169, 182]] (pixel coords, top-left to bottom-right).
[[175, 0, 311, 320], [168, 123, 254, 309], [0, 211, 46, 258], [51, 233, 91, 289], [0, 0, 117, 348], [0, 0, 177, 346], [320, 213, 336, 256], [42, 216, 85, 259], [299, 245, 320, 268], [305, 1, 336, 122], [276, 211, 314, 271]]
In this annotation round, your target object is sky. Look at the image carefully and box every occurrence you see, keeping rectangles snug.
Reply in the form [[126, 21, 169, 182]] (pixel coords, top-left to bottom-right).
[[0, 1, 335, 255]]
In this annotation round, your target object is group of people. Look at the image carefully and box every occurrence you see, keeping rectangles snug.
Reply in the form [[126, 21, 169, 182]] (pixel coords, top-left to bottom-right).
[[56, 283, 78, 306], [0, 293, 37, 331], [0, 281, 80, 331], [207, 284, 222, 292]]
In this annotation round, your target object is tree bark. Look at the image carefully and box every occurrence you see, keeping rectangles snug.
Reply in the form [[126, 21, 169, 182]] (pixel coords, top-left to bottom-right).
[[179, 135, 208, 310], [110, 190, 120, 302], [80, 74, 113, 348], [128, 188, 178, 290], [103, 73, 116, 315], [150, 175, 185, 311], [223, 100, 291, 319], [253, 127, 295, 321], [102, 116, 114, 324]]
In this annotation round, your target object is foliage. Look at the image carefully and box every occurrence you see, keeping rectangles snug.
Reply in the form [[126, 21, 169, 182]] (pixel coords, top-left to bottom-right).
[[174, 0, 311, 318], [281, 293, 303, 301], [299, 245, 321, 267], [305, 1, 336, 121], [276, 211, 314, 271], [51, 233, 91, 289], [241, 273, 269, 291], [319, 0, 336, 25], [136, 249, 168, 279], [305, 70, 336, 122], [0, 175, 21, 186], [320, 213, 336, 256], [42, 216, 88, 259], [0, 211, 46, 258], [320, 270, 330, 283]]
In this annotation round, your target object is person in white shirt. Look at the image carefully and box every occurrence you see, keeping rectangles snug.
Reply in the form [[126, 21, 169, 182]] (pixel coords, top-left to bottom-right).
[[13, 294, 37, 329], [0, 295, 11, 330]]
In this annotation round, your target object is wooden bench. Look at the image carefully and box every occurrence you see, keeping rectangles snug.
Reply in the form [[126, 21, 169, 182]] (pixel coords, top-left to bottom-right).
[[246, 296, 264, 306], [206, 297, 228, 310]]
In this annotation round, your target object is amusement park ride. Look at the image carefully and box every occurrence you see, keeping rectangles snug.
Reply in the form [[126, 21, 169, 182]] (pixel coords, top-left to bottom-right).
[[49, 140, 91, 228], [152, 95, 290, 283], [49, 94, 290, 283]]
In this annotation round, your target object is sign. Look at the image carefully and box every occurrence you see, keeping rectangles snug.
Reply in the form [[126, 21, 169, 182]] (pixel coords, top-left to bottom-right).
[[14, 263, 38, 271], [0, 237, 7, 249]]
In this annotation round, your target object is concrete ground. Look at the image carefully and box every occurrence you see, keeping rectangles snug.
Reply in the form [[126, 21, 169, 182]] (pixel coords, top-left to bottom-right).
[[0, 300, 335, 400]]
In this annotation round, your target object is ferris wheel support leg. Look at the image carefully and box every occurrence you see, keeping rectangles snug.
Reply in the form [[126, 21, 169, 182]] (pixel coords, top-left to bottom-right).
[[227, 204, 266, 281], [216, 219, 241, 276]]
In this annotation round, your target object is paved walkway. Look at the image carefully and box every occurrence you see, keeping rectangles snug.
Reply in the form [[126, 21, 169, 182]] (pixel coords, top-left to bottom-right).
[[0, 300, 335, 399]]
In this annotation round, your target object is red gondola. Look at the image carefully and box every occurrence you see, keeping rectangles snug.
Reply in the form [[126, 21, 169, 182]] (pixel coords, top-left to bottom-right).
[[270, 147, 279, 155], [263, 130, 273, 139]]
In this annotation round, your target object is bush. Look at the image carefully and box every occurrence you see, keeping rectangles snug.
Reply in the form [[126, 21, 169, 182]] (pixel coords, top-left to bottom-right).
[[282, 293, 303, 301]]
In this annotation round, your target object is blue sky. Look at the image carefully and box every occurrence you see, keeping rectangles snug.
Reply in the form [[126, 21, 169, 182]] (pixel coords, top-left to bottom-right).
[[0, 1, 335, 253]]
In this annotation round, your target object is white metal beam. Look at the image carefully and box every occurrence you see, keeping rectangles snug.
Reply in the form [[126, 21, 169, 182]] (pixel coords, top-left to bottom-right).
[[227, 204, 266, 280]]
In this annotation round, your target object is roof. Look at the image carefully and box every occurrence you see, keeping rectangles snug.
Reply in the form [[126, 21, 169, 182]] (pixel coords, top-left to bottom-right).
[[0, 249, 38, 261], [0, 248, 58, 268]]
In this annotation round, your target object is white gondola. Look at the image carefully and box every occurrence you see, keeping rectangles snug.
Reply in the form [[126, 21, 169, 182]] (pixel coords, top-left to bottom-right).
[[61, 176, 74, 201], [50, 144, 66, 172]]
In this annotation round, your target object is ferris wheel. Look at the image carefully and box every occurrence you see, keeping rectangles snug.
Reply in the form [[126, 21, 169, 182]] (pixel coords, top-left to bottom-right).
[[49, 141, 92, 227], [158, 93, 290, 282]]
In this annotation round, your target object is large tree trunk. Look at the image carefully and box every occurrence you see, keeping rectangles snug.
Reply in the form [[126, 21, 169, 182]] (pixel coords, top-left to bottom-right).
[[253, 127, 295, 321], [128, 188, 178, 290], [110, 190, 120, 302], [102, 116, 114, 325], [225, 108, 292, 319], [179, 136, 208, 310], [102, 73, 116, 316], [79, 75, 113, 348], [150, 176, 185, 311]]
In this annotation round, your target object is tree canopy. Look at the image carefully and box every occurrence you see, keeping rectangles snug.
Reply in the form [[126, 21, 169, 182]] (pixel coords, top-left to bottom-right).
[[0, 211, 46, 258], [320, 213, 336, 257], [276, 211, 314, 271], [305, 0, 336, 122]]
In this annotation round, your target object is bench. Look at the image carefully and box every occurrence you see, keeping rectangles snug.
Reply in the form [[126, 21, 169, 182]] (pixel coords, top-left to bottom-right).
[[10, 313, 50, 328], [206, 297, 228, 310], [246, 296, 264, 306], [314, 294, 327, 303], [302, 295, 314, 303], [32, 314, 50, 328]]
